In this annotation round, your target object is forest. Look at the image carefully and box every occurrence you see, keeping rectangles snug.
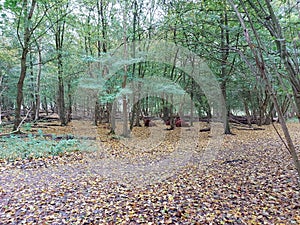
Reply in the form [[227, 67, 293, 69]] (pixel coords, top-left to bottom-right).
[[0, 0, 300, 224]]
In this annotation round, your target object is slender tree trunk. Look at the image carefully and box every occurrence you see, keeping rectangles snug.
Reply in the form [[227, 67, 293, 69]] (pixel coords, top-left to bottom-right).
[[94, 100, 100, 126], [29, 50, 36, 120], [54, 1, 69, 126], [122, 77, 129, 136], [220, 9, 232, 134], [14, 50, 28, 131], [243, 99, 252, 127], [110, 101, 116, 134], [57, 52, 66, 125], [13, 0, 37, 131], [121, 2, 129, 137], [190, 87, 194, 126], [0, 75, 5, 125], [35, 39, 42, 120], [170, 94, 175, 130], [129, 0, 140, 131], [94, 0, 105, 126], [66, 81, 72, 122]]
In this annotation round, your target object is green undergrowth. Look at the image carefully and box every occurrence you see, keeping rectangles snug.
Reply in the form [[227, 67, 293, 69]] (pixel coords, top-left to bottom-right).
[[0, 131, 94, 161]]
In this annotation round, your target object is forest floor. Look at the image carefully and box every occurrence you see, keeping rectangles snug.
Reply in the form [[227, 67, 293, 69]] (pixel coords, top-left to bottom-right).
[[0, 120, 300, 224]]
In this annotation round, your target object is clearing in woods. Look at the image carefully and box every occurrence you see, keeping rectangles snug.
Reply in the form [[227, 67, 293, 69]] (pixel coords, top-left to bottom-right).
[[0, 120, 299, 224]]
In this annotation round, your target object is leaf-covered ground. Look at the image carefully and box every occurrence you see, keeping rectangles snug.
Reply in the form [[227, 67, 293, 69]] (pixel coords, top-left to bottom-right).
[[0, 121, 299, 224]]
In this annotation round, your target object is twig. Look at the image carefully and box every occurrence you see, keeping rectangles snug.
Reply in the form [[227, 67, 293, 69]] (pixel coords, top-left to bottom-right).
[[16, 108, 32, 132], [0, 130, 23, 137]]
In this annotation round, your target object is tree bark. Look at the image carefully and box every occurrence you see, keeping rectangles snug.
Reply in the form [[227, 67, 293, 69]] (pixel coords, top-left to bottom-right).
[[34, 39, 42, 120], [220, 9, 232, 134], [121, 2, 129, 137], [57, 52, 66, 125], [243, 99, 252, 127], [54, 1, 69, 126]]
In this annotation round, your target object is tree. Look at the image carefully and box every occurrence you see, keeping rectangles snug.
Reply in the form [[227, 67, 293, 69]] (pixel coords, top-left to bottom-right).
[[228, 0, 300, 185], [246, 0, 300, 122], [159, 0, 238, 133], [121, 0, 129, 137], [12, 0, 37, 130], [52, 0, 70, 125]]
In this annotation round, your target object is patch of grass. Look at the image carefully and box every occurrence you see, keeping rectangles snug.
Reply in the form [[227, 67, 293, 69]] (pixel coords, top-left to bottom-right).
[[0, 134, 81, 161], [23, 123, 32, 132], [287, 117, 299, 123]]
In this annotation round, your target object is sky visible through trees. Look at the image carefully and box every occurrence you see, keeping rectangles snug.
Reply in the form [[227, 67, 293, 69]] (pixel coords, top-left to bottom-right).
[[0, 0, 300, 223]]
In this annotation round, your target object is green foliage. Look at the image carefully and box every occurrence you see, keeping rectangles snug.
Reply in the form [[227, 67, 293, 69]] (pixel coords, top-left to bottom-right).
[[3, 0, 19, 11], [0, 135, 80, 160], [23, 123, 32, 132], [287, 117, 299, 123], [0, 0, 299, 124]]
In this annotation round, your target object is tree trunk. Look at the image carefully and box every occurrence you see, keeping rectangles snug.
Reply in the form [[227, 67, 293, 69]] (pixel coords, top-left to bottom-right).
[[54, 1, 69, 126], [110, 101, 116, 134], [243, 99, 252, 127], [94, 100, 101, 125], [220, 10, 232, 134], [29, 50, 36, 120], [129, 0, 141, 131], [34, 39, 42, 120], [0, 75, 2, 125], [57, 52, 66, 126], [66, 81, 72, 123], [122, 78, 129, 137], [14, 50, 28, 131], [190, 88, 194, 126], [121, 2, 129, 137], [13, 0, 37, 131]]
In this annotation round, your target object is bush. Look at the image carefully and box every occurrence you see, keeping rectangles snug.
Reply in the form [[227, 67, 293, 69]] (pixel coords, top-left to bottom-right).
[[0, 134, 81, 161]]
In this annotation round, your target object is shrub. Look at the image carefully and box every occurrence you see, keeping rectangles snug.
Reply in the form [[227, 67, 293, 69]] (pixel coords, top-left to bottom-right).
[[0, 135, 81, 161]]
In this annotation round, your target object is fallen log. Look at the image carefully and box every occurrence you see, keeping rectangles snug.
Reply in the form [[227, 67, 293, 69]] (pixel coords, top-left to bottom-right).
[[232, 126, 265, 131], [32, 123, 62, 128], [229, 114, 255, 125], [200, 127, 211, 132], [222, 159, 248, 165]]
